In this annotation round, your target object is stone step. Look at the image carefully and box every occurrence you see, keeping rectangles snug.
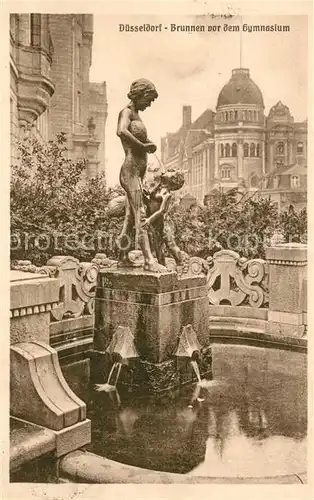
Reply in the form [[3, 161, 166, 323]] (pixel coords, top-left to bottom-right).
[[10, 416, 55, 473]]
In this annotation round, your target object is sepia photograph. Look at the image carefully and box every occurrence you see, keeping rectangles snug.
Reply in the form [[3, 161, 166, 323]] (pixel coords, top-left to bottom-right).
[[4, 1, 312, 497]]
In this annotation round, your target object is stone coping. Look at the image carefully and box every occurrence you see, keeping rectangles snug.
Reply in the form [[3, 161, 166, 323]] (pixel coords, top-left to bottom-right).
[[10, 416, 55, 472], [10, 270, 50, 282], [10, 270, 59, 312], [208, 305, 268, 320], [98, 268, 206, 294], [265, 244, 307, 263], [209, 328, 307, 352], [59, 450, 306, 484]]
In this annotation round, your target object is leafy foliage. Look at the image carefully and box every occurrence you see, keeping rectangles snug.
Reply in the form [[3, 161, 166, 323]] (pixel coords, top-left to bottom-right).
[[11, 133, 124, 265], [170, 188, 287, 260], [279, 206, 307, 243]]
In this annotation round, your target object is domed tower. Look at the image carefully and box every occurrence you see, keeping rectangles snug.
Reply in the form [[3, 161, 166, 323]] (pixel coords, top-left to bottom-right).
[[214, 68, 265, 191]]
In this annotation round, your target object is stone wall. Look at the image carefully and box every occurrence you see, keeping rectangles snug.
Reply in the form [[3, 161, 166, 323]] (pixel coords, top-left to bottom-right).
[[48, 15, 75, 138]]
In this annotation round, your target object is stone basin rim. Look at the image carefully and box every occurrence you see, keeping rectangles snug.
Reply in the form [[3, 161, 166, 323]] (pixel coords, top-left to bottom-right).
[[59, 450, 307, 484]]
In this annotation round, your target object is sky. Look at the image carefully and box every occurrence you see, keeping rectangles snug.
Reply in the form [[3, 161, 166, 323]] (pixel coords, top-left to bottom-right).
[[89, 14, 308, 186]]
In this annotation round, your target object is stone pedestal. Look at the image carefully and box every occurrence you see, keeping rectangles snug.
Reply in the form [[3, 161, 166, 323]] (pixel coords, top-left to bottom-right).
[[93, 268, 211, 393], [265, 244, 307, 338]]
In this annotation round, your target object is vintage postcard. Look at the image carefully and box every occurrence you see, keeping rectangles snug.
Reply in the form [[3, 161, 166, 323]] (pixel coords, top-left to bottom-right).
[[1, 0, 313, 499]]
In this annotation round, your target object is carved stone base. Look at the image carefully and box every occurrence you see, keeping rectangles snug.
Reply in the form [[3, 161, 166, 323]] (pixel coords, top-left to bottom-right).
[[94, 268, 210, 364], [10, 342, 88, 432], [90, 347, 212, 395]]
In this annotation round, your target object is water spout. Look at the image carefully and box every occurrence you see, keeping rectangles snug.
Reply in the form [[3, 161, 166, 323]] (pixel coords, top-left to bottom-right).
[[94, 326, 138, 394], [174, 325, 206, 405], [94, 361, 123, 393], [174, 325, 202, 359], [191, 360, 201, 384], [106, 326, 139, 362]]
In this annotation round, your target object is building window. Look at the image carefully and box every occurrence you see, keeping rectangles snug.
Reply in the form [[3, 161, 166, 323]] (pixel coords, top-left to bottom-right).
[[30, 14, 41, 46], [244, 142, 249, 157], [221, 168, 231, 180], [276, 142, 284, 154], [76, 42, 81, 75], [251, 175, 258, 188], [220, 144, 224, 157], [291, 175, 300, 188], [250, 143, 256, 157], [232, 143, 237, 157], [234, 110, 238, 121], [256, 144, 260, 157], [297, 142, 304, 154], [225, 144, 230, 157], [76, 91, 81, 121]]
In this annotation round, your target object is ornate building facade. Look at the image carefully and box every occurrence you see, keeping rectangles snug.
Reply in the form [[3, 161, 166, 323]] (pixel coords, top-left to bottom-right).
[[10, 14, 107, 179], [161, 68, 307, 211]]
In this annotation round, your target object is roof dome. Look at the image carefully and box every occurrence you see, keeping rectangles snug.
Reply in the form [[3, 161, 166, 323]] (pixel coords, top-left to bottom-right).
[[217, 68, 264, 108]]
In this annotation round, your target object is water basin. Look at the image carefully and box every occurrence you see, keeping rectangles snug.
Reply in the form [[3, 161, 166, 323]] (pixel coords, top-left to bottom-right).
[[86, 344, 307, 479]]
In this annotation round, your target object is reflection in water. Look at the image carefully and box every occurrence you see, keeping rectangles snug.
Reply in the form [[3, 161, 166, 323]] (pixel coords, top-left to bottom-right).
[[87, 345, 307, 477]]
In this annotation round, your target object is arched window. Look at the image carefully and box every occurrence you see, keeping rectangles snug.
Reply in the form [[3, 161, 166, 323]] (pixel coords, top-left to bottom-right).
[[221, 168, 231, 180], [234, 110, 238, 121], [250, 143, 256, 157], [297, 142, 304, 154], [232, 143, 237, 157], [243, 142, 249, 157], [225, 143, 231, 157], [220, 144, 224, 157], [256, 144, 260, 157], [225, 112, 228, 121], [291, 175, 300, 188], [276, 142, 284, 154], [251, 175, 258, 188]]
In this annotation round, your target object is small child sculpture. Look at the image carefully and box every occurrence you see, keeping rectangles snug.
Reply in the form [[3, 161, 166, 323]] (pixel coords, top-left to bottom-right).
[[141, 168, 187, 267]]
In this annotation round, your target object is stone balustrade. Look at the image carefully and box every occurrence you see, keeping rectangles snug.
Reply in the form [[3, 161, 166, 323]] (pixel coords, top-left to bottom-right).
[[207, 244, 307, 343]]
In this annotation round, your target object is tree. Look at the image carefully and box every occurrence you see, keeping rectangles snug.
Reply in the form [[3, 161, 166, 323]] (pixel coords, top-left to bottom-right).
[[11, 133, 125, 265], [169, 188, 280, 260], [280, 205, 307, 243]]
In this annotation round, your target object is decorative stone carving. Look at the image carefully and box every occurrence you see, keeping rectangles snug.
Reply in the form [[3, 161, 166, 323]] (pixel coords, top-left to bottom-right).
[[11, 255, 100, 321], [207, 249, 268, 308], [165, 256, 209, 279], [44, 256, 99, 321]]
